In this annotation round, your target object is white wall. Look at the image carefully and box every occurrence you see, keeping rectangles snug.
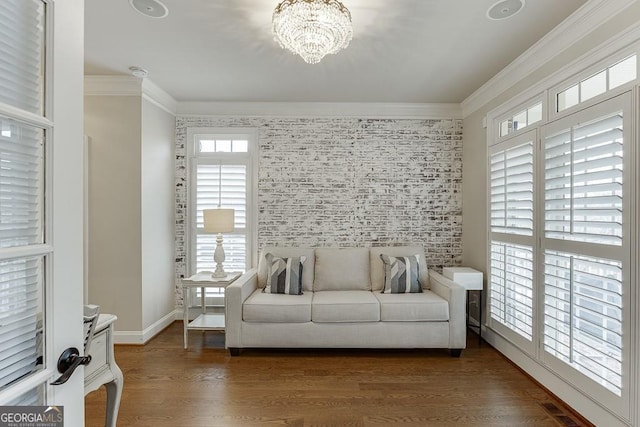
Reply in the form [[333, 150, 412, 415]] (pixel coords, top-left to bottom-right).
[[84, 83, 177, 342], [141, 98, 176, 330], [84, 95, 143, 332]]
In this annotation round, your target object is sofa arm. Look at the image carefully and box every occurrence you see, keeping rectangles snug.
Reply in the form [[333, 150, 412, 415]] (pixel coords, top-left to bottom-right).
[[429, 270, 466, 350], [224, 268, 258, 348]]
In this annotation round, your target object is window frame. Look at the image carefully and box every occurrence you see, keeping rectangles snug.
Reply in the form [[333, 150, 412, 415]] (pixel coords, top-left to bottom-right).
[[538, 92, 633, 413], [185, 127, 258, 279], [549, 47, 638, 120], [494, 97, 546, 144], [487, 129, 538, 354], [0, 0, 55, 403]]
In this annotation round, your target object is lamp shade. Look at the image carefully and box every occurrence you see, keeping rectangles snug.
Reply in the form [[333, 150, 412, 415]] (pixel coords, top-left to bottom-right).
[[203, 209, 235, 233]]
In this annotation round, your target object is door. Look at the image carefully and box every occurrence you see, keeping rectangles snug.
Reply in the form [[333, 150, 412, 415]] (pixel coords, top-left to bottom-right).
[[0, 0, 85, 423]]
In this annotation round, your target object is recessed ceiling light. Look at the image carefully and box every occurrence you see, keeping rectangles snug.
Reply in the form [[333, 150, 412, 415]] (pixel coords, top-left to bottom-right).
[[486, 0, 525, 20], [129, 0, 168, 19]]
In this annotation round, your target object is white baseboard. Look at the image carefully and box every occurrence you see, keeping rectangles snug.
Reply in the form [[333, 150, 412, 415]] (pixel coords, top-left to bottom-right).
[[113, 310, 180, 345]]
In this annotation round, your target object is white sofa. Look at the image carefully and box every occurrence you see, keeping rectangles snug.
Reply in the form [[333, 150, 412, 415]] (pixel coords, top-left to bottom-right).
[[225, 246, 467, 356]]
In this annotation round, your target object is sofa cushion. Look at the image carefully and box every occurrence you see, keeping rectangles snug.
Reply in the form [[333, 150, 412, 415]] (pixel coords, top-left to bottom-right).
[[314, 248, 371, 291], [374, 291, 449, 321], [370, 246, 429, 291], [312, 291, 380, 322], [380, 254, 422, 294], [243, 289, 312, 323], [258, 247, 315, 292], [264, 253, 306, 295]]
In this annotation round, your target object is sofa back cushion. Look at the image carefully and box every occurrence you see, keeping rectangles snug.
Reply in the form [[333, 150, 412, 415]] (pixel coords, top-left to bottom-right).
[[314, 248, 371, 291], [370, 246, 429, 291], [257, 247, 315, 292]]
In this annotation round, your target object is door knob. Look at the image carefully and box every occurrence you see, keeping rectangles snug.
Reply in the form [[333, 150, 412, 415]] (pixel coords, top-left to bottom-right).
[[51, 347, 91, 386]]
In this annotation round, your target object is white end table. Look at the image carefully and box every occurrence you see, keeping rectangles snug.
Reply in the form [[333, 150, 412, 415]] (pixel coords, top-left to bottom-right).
[[182, 271, 241, 349], [85, 314, 123, 427], [443, 267, 484, 343]]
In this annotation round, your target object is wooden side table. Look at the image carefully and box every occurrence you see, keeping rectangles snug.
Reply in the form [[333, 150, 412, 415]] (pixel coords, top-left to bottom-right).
[[443, 267, 484, 343], [182, 271, 241, 349], [85, 314, 123, 427]]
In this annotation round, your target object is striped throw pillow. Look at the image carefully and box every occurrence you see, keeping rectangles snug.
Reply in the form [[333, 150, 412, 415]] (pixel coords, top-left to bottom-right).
[[380, 254, 422, 294], [263, 253, 306, 295]]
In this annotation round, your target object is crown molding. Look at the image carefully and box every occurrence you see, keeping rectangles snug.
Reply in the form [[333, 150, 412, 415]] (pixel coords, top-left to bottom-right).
[[461, 0, 638, 118], [84, 75, 177, 115], [176, 101, 462, 119], [84, 75, 141, 96], [141, 79, 177, 116]]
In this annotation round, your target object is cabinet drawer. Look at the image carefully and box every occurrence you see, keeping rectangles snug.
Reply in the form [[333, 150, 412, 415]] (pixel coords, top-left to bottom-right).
[[85, 328, 108, 378]]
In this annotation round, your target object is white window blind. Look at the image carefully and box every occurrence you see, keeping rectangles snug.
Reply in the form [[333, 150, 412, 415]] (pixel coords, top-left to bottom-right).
[[0, 0, 47, 400], [0, 118, 44, 248], [490, 142, 534, 236], [0, 257, 42, 390], [490, 242, 534, 341], [543, 251, 622, 395], [195, 163, 247, 273], [544, 113, 623, 245], [0, 0, 45, 115]]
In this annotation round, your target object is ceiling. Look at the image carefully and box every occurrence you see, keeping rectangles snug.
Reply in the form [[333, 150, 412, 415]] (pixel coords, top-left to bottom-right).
[[84, 0, 588, 104]]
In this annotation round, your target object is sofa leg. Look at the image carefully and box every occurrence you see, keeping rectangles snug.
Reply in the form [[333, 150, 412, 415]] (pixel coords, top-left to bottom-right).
[[229, 348, 240, 356], [450, 349, 462, 358]]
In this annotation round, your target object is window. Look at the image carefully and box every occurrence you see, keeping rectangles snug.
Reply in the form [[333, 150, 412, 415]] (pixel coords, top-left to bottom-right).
[[0, 0, 48, 401], [541, 94, 630, 398], [489, 89, 632, 412], [188, 130, 256, 277], [488, 131, 536, 348], [499, 102, 543, 137], [556, 54, 636, 112], [490, 242, 534, 341]]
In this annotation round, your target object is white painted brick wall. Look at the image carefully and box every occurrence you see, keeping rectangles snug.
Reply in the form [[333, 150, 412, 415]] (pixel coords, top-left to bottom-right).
[[175, 116, 463, 306]]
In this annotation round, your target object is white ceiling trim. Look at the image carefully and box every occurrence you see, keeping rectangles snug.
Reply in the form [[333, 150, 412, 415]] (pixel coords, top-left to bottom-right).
[[84, 75, 141, 96], [84, 76, 177, 115], [176, 101, 462, 119], [461, 0, 638, 118], [141, 79, 177, 116]]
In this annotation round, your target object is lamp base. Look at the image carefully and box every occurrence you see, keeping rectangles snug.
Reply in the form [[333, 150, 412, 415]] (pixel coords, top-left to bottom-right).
[[212, 269, 227, 278], [213, 233, 227, 278]]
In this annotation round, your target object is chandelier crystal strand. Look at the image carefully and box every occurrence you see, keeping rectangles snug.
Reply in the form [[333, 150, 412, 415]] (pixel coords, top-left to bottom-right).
[[272, 0, 353, 64]]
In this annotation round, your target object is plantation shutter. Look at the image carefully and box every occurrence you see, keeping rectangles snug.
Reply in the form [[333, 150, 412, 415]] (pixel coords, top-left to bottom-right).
[[542, 101, 627, 397], [195, 163, 247, 272], [544, 113, 623, 245], [0, 0, 45, 394], [489, 242, 534, 340], [488, 132, 535, 345], [490, 142, 534, 236]]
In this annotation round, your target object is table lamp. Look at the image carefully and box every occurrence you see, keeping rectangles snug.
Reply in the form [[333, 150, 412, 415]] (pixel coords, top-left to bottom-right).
[[203, 208, 235, 278]]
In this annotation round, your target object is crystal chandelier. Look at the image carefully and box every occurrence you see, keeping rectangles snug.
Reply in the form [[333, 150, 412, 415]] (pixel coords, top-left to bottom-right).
[[272, 0, 353, 64]]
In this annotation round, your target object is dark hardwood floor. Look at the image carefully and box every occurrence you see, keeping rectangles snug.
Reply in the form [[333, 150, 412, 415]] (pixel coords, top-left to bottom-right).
[[85, 322, 591, 426]]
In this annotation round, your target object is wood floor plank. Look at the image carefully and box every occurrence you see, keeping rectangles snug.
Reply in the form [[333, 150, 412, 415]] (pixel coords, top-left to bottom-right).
[[85, 322, 591, 426]]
